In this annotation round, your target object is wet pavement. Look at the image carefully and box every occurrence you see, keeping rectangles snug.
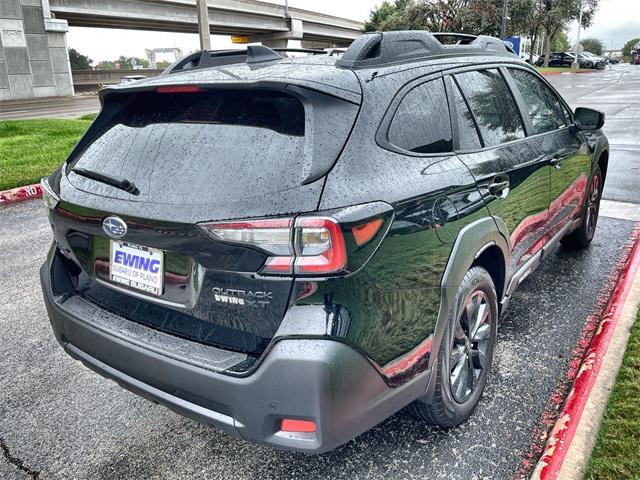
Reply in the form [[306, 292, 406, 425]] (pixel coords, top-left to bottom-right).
[[1, 64, 640, 479]]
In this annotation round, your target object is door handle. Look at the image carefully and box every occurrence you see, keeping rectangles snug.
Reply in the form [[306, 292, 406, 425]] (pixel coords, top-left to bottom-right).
[[550, 153, 571, 169], [488, 178, 510, 199]]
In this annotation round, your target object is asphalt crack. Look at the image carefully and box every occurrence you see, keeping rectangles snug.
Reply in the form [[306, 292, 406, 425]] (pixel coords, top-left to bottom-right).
[[0, 437, 40, 479]]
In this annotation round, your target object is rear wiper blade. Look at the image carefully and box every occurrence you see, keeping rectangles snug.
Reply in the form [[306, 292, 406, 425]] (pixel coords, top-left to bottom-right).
[[71, 167, 140, 195]]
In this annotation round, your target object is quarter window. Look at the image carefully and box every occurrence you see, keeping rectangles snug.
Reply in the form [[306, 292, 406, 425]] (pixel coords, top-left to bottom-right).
[[450, 80, 482, 150], [387, 78, 453, 154], [509, 69, 567, 134], [455, 69, 525, 147]]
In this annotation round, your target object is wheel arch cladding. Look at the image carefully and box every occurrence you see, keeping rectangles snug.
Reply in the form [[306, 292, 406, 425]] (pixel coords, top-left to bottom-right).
[[471, 245, 506, 306], [427, 217, 509, 371], [597, 149, 609, 182]]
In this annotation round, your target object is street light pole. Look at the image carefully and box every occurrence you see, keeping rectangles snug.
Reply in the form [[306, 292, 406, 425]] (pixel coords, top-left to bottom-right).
[[571, 0, 584, 71], [500, 0, 509, 39], [196, 0, 211, 51]]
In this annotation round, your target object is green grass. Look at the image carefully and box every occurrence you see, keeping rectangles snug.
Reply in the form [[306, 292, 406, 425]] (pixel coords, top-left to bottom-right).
[[0, 118, 91, 190], [586, 308, 640, 479], [78, 112, 98, 121]]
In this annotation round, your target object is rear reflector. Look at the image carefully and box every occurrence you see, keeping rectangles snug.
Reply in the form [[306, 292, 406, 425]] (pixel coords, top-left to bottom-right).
[[352, 218, 384, 246], [280, 419, 316, 433], [155, 85, 203, 94]]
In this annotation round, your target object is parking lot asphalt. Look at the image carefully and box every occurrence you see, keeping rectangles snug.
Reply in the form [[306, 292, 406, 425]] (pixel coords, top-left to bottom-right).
[[1, 64, 640, 480], [546, 64, 640, 205]]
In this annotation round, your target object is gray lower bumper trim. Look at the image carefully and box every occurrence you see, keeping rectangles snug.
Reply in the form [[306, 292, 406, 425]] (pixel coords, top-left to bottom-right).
[[65, 343, 242, 436]]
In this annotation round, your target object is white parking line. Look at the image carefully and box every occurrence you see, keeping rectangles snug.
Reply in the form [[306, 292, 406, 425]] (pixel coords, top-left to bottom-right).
[[600, 199, 640, 221]]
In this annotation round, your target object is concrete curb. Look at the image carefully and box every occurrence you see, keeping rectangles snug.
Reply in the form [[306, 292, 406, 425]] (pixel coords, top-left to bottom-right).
[[530, 223, 640, 480], [0, 183, 42, 206]]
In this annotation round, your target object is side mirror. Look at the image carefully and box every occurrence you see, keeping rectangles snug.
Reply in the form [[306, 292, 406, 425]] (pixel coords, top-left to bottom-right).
[[574, 107, 605, 130]]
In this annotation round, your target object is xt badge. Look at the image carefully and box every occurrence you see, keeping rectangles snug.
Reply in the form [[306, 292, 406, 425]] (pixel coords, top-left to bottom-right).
[[212, 287, 273, 308]]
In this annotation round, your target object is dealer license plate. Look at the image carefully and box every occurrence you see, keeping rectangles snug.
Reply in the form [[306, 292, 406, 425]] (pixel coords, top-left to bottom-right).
[[109, 241, 164, 295]]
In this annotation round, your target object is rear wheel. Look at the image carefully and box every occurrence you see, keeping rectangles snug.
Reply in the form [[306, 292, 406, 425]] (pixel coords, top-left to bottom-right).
[[561, 166, 603, 249], [411, 267, 498, 427]]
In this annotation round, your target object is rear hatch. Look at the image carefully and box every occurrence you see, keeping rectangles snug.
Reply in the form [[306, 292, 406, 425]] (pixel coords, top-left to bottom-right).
[[50, 80, 360, 362]]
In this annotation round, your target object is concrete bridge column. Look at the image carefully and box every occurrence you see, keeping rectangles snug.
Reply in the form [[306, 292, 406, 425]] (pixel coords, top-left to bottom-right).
[[253, 17, 303, 50], [0, 0, 73, 100]]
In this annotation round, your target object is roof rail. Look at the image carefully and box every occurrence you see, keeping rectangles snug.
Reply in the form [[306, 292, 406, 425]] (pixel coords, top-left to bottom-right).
[[163, 46, 340, 74], [336, 30, 515, 69]]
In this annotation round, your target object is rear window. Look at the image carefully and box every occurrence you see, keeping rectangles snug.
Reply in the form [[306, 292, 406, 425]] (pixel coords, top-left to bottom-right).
[[67, 89, 312, 204], [119, 90, 305, 136]]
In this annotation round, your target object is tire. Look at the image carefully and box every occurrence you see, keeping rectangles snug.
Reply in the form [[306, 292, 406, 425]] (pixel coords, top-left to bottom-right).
[[410, 266, 498, 427], [561, 165, 603, 249]]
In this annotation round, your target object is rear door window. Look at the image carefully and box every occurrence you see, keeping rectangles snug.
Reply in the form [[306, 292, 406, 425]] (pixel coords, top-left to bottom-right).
[[508, 68, 566, 134], [455, 69, 525, 147], [387, 78, 453, 154]]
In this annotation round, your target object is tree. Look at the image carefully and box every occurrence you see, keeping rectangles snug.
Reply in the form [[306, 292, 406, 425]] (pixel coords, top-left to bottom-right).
[[365, 0, 508, 36], [538, 0, 599, 67], [622, 37, 640, 57], [579, 37, 603, 55], [95, 56, 149, 70], [68, 48, 93, 70], [551, 30, 570, 51], [156, 60, 171, 69], [364, 0, 412, 32]]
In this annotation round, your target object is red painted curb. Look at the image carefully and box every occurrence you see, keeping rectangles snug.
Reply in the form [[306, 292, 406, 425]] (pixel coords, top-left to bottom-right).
[[540, 71, 562, 76], [527, 223, 640, 480], [0, 183, 42, 206]]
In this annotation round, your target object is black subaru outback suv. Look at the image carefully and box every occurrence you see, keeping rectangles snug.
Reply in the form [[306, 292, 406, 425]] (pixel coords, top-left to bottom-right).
[[40, 31, 608, 453]]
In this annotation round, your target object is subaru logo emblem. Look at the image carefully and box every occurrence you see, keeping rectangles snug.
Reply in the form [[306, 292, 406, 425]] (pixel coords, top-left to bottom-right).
[[102, 216, 127, 239]]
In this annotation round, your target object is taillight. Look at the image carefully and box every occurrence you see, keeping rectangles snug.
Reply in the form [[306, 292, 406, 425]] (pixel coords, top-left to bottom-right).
[[201, 218, 293, 256], [199, 216, 347, 276], [294, 217, 346, 274]]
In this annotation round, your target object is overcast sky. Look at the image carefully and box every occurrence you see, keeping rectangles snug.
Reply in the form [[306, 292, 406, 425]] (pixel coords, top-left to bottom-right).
[[66, 0, 639, 63]]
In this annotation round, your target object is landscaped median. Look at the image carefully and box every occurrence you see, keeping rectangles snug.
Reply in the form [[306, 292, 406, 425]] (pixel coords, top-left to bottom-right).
[[0, 115, 94, 205], [586, 308, 640, 479]]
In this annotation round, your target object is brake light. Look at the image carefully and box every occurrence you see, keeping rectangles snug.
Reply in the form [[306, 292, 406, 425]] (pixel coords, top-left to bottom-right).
[[199, 217, 293, 258], [155, 85, 203, 94], [199, 216, 347, 276]]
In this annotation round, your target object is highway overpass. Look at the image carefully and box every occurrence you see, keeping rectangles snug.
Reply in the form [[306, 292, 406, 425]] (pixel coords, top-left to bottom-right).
[[1, 0, 363, 101], [48, 0, 364, 46]]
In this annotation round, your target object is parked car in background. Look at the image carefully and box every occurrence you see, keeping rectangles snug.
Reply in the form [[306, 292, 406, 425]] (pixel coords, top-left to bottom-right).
[[520, 52, 539, 65], [580, 52, 606, 69], [535, 51, 574, 67], [631, 48, 640, 65]]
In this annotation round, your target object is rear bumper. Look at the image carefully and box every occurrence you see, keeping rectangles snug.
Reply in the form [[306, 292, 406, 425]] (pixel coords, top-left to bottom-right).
[[40, 258, 431, 453]]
